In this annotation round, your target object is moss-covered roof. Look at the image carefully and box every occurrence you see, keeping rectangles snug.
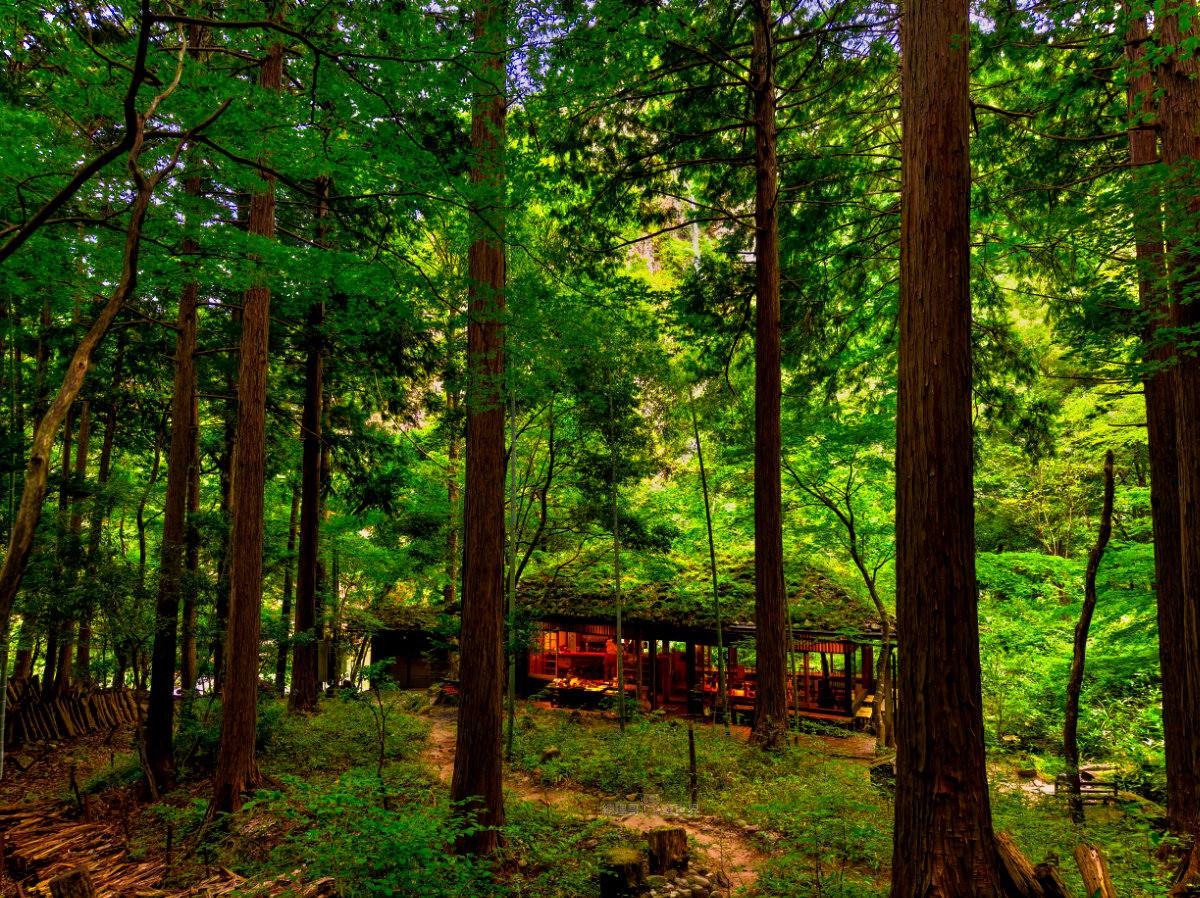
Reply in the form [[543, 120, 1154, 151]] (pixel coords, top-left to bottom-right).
[[516, 557, 882, 635]]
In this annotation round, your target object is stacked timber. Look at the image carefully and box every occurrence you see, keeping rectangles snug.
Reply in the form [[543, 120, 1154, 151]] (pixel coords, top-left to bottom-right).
[[3, 680, 141, 748]]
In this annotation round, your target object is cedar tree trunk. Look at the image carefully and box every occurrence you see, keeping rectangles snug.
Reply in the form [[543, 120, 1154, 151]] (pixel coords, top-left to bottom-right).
[[146, 200, 200, 792], [451, 0, 507, 856], [749, 0, 789, 750], [276, 487, 299, 691], [289, 303, 324, 712], [891, 0, 1001, 890], [1156, 2, 1200, 887], [210, 41, 282, 815]]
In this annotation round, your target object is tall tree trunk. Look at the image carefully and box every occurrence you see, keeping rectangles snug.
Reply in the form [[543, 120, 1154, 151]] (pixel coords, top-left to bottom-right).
[[212, 363, 236, 692], [451, 0, 507, 856], [78, 374, 120, 686], [276, 486, 299, 691], [211, 40, 282, 816], [58, 399, 93, 690], [892, 0, 1000, 889], [445, 382, 461, 609], [1125, 5, 1190, 847], [146, 185, 200, 792], [43, 411, 75, 701], [749, 0, 788, 750], [1156, 2, 1200, 888], [1064, 450, 1116, 822], [181, 385, 201, 696], [289, 304, 324, 712]]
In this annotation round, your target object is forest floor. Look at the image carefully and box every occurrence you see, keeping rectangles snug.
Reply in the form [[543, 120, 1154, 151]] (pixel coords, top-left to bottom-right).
[[424, 703, 771, 892], [0, 691, 1178, 898]]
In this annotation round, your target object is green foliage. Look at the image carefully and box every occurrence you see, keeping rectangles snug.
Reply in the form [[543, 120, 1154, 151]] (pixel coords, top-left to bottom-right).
[[255, 773, 498, 898]]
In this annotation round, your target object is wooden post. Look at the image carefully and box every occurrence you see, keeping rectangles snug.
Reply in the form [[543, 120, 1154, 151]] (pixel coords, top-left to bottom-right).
[[647, 826, 688, 874], [688, 725, 698, 806], [1073, 844, 1116, 898], [685, 641, 696, 702], [649, 638, 658, 710]]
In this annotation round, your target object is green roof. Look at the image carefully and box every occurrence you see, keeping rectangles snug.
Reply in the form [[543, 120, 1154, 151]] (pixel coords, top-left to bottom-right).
[[516, 557, 881, 634]]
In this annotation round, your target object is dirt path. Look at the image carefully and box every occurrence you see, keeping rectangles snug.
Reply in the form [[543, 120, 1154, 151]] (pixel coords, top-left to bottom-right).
[[423, 708, 768, 893]]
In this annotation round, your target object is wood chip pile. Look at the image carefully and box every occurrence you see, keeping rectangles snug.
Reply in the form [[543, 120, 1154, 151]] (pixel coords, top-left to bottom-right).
[[158, 868, 338, 897], [0, 803, 339, 898], [0, 800, 166, 896]]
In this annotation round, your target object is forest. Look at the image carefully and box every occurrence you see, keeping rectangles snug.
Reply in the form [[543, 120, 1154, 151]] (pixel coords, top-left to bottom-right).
[[0, 0, 1198, 896]]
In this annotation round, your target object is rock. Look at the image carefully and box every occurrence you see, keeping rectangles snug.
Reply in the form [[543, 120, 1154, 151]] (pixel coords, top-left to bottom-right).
[[744, 824, 761, 833], [585, 839, 599, 849], [626, 793, 640, 802], [691, 876, 712, 889], [760, 832, 780, 845], [646, 875, 669, 890], [540, 746, 562, 764], [1017, 768, 1038, 779], [518, 859, 528, 868], [734, 819, 748, 827]]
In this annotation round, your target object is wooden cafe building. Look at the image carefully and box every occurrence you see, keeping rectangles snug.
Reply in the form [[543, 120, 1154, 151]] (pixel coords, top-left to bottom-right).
[[516, 567, 892, 727]]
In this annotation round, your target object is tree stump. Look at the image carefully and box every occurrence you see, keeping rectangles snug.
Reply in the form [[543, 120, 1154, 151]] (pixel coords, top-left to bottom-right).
[[48, 866, 97, 898], [1073, 844, 1116, 898], [599, 847, 646, 898], [648, 825, 688, 874], [994, 830, 1045, 897]]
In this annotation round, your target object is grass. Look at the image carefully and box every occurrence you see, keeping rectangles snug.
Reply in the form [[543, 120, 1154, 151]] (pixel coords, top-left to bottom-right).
[[69, 692, 1180, 898]]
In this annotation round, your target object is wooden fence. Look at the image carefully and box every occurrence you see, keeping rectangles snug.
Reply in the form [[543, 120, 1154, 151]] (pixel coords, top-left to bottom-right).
[[3, 679, 141, 747]]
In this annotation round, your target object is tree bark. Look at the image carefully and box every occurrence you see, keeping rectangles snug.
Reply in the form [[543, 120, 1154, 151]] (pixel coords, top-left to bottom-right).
[[1126, 2, 1188, 845], [1063, 450, 1115, 822], [289, 303, 324, 712], [211, 40, 282, 816], [78, 374, 120, 686], [181, 384, 201, 696], [892, 0, 1001, 889], [749, 0, 788, 750], [146, 183, 201, 791], [451, 0, 507, 856], [445, 380, 461, 609], [1155, 2, 1200, 886], [276, 486, 300, 691]]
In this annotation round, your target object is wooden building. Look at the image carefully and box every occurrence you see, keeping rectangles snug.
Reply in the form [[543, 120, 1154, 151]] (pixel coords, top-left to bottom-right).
[[518, 565, 893, 726], [370, 628, 449, 688]]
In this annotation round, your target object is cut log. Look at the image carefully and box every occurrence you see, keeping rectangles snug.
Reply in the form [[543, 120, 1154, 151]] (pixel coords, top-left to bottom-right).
[[995, 830, 1046, 898], [647, 825, 688, 874], [48, 865, 98, 898], [1034, 861, 1075, 898], [599, 847, 646, 898], [1073, 844, 1116, 898]]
